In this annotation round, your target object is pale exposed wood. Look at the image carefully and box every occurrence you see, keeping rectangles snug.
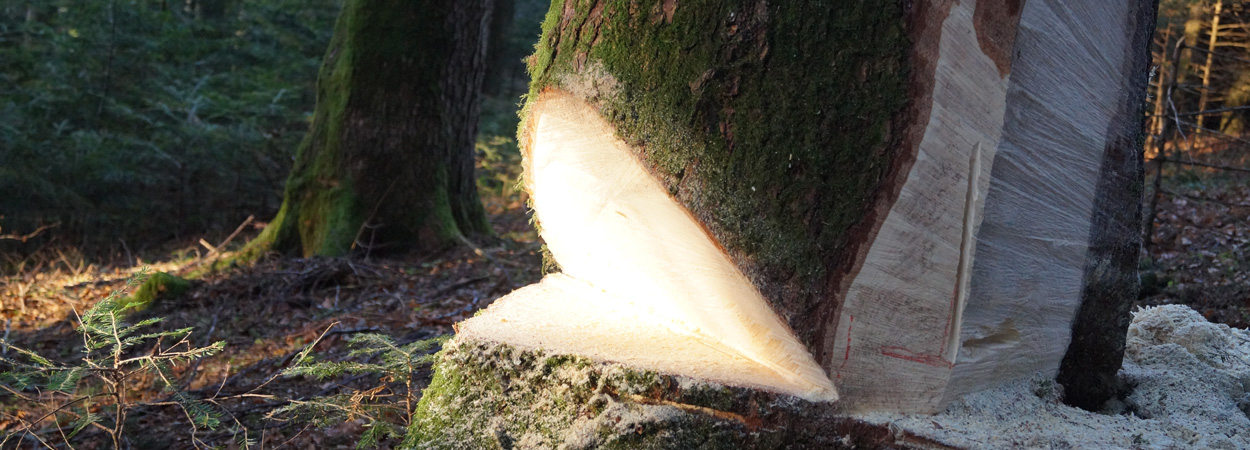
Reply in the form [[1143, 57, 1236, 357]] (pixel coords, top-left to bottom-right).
[[950, 0, 1146, 407], [825, 0, 1011, 412], [832, 0, 1148, 412], [461, 92, 835, 401]]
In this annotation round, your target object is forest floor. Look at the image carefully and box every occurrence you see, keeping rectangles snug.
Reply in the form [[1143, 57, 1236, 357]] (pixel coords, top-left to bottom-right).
[[3, 166, 1250, 449], [1139, 168, 1250, 328], [0, 201, 542, 449]]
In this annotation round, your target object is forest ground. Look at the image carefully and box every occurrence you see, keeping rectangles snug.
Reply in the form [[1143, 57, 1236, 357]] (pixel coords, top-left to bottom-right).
[[0, 188, 542, 448], [1140, 160, 1250, 328], [2, 160, 1249, 449]]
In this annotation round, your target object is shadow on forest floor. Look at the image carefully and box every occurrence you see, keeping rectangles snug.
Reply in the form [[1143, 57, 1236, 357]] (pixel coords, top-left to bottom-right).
[[1, 207, 541, 449]]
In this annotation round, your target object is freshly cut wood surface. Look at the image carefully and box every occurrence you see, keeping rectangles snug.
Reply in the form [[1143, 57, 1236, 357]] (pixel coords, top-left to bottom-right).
[[459, 274, 835, 401], [459, 92, 835, 401], [825, 0, 1009, 410], [440, 0, 1152, 416], [831, 0, 1151, 412]]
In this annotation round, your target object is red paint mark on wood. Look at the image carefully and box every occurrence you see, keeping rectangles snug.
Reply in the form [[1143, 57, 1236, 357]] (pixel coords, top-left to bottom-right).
[[878, 285, 960, 369], [880, 346, 954, 369], [837, 315, 854, 379]]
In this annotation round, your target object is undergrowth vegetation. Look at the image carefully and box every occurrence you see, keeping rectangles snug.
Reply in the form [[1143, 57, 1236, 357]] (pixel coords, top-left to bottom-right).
[[0, 267, 458, 448], [273, 331, 449, 448], [0, 0, 340, 251], [0, 270, 229, 448]]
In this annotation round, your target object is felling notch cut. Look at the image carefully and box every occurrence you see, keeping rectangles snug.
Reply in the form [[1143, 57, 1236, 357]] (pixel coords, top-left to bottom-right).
[[444, 0, 1152, 415], [458, 91, 837, 402]]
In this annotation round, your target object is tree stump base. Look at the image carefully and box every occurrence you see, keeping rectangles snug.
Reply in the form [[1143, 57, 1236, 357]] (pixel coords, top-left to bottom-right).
[[407, 339, 956, 449]]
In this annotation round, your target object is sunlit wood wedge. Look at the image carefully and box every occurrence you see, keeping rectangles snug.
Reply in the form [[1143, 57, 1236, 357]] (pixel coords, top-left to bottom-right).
[[459, 92, 835, 401]]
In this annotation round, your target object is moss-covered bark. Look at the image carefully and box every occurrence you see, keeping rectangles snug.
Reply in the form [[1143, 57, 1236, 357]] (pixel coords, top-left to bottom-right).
[[243, 0, 493, 259], [405, 339, 950, 449], [403, 1, 928, 446], [519, 0, 913, 354]]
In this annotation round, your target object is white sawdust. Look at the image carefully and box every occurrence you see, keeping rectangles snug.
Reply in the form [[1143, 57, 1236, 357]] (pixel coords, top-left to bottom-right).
[[857, 305, 1250, 449]]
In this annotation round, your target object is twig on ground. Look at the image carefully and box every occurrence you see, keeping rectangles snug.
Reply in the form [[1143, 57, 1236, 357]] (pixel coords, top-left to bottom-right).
[[0, 223, 59, 243], [215, 215, 254, 252], [430, 276, 489, 298]]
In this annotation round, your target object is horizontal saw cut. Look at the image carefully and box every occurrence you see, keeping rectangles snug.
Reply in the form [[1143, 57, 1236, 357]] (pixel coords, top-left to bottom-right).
[[457, 91, 836, 402]]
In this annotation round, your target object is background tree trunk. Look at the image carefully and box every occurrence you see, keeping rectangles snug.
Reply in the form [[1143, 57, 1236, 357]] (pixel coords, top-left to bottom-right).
[[483, 0, 516, 97], [410, 0, 1155, 445], [1197, 0, 1224, 129], [244, 0, 493, 258]]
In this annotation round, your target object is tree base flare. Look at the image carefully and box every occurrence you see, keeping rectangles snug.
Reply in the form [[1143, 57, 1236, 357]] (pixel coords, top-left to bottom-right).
[[405, 339, 954, 449]]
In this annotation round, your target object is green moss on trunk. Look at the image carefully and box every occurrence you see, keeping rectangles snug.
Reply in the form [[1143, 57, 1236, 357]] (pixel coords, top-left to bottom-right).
[[241, 0, 494, 260], [406, 339, 783, 449], [406, 339, 948, 449], [519, 0, 912, 348]]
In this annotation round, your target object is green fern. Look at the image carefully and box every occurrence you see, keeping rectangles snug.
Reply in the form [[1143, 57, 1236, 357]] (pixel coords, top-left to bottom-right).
[[0, 268, 231, 448]]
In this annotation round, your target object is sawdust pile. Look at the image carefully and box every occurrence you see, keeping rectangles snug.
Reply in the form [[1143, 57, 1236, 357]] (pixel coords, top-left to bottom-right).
[[857, 305, 1250, 449]]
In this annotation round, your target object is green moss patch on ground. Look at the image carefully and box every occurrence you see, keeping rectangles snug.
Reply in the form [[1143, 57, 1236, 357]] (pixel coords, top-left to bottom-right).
[[121, 271, 192, 311]]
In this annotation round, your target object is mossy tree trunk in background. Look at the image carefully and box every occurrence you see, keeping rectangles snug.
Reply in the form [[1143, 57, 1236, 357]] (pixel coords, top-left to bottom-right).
[[245, 0, 493, 258], [409, 0, 1157, 446]]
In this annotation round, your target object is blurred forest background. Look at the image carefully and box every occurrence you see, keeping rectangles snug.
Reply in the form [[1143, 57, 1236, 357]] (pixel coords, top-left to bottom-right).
[[0, 0, 337, 251], [1143, 0, 1250, 327], [0, 0, 540, 259], [0, 0, 551, 447], [1, 0, 1250, 447]]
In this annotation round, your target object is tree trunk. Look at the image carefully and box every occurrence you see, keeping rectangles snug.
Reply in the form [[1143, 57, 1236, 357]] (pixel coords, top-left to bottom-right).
[[483, 0, 516, 96], [1149, 25, 1172, 149], [1197, 0, 1223, 130], [244, 0, 493, 258], [410, 0, 1155, 446]]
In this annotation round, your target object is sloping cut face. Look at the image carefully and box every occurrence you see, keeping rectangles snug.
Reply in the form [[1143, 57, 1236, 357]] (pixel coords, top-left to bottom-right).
[[457, 92, 837, 402]]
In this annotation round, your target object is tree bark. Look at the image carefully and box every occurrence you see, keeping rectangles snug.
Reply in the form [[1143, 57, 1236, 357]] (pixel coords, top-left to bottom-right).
[[1197, 0, 1223, 130], [483, 0, 516, 96], [244, 0, 493, 258], [410, 0, 1155, 446]]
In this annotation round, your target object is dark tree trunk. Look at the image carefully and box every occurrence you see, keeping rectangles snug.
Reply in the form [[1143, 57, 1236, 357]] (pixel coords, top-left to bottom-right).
[[483, 0, 515, 96], [409, 0, 1155, 446], [244, 0, 493, 258]]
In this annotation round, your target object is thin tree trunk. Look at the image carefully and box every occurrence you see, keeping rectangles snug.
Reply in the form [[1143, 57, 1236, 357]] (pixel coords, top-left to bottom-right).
[[482, 0, 515, 96], [1145, 38, 1185, 253], [1197, 1, 1223, 130], [1150, 25, 1173, 148]]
